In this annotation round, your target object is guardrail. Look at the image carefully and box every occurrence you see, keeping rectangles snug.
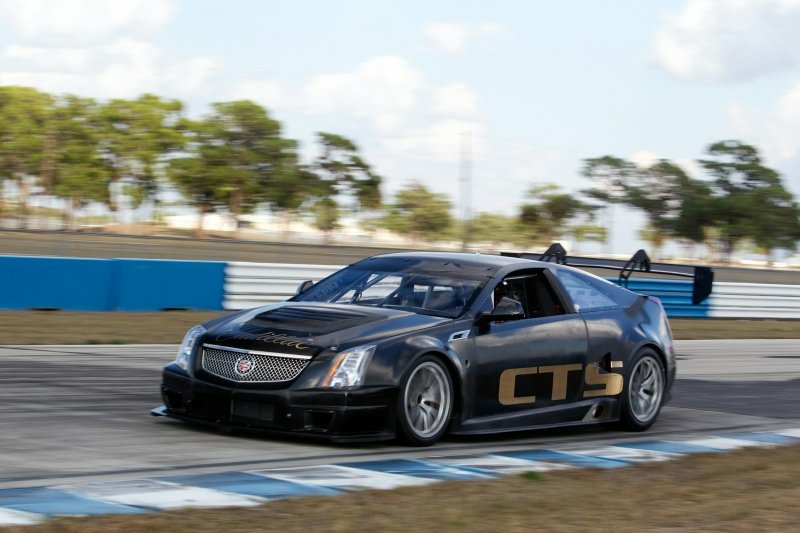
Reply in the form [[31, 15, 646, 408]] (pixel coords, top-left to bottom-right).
[[708, 282, 800, 319], [2, 256, 799, 319], [224, 262, 341, 310]]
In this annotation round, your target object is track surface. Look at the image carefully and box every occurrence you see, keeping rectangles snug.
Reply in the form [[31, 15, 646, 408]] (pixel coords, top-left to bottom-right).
[[1, 340, 798, 490]]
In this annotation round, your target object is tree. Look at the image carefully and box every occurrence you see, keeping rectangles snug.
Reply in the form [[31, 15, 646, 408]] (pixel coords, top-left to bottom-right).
[[310, 132, 382, 226], [469, 212, 527, 246], [519, 183, 598, 245], [638, 224, 669, 259], [668, 173, 715, 245], [99, 94, 184, 219], [381, 182, 453, 243], [271, 166, 321, 238], [571, 223, 607, 253], [167, 100, 299, 234], [0, 86, 54, 227], [311, 196, 340, 242], [699, 140, 800, 261], [581, 156, 637, 204], [583, 156, 715, 251], [166, 140, 216, 235], [50, 95, 112, 228]]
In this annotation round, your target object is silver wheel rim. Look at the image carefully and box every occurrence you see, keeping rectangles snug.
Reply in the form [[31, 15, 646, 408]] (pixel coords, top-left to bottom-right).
[[403, 361, 451, 438], [628, 355, 664, 423]]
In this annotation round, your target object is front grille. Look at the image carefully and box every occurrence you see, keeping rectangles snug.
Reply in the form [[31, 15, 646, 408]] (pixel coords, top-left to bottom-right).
[[201, 344, 311, 383]]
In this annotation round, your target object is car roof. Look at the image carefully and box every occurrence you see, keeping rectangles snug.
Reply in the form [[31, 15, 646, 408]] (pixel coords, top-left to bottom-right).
[[358, 251, 552, 274]]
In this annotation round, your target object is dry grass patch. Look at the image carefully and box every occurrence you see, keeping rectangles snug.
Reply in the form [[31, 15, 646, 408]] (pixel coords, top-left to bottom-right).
[[669, 318, 800, 340], [0, 311, 224, 345]]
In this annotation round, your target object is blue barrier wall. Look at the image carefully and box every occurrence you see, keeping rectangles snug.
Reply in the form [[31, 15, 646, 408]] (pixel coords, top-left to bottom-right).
[[113, 259, 226, 311], [0, 256, 226, 311], [2, 255, 774, 318], [0, 256, 114, 311], [610, 278, 710, 318]]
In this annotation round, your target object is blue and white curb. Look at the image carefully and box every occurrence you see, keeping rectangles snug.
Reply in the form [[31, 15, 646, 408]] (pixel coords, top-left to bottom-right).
[[1, 428, 798, 526]]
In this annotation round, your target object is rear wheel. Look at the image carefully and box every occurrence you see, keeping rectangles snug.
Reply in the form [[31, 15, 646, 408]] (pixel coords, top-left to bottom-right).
[[396, 355, 453, 446], [620, 348, 665, 431]]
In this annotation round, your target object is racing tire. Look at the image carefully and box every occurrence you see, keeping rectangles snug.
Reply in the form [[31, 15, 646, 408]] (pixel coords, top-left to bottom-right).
[[396, 355, 453, 446], [619, 348, 666, 431]]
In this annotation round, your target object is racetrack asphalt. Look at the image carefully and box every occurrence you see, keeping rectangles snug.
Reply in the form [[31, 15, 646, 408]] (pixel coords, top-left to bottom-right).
[[0, 340, 798, 490]]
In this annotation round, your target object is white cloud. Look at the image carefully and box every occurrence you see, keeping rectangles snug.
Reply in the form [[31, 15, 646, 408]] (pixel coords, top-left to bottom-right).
[[301, 56, 423, 131], [234, 57, 483, 132], [424, 21, 506, 55], [0, 0, 174, 45], [4, 45, 92, 72], [231, 57, 491, 211], [725, 80, 800, 161], [0, 0, 219, 100], [424, 22, 469, 55], [384, 119, 484, 165], [629, 150, 661, 167], [0, 38, 220, 98], [234, 56, 424, 132], [720, 82, 800, 195], [430, 83, 479, 118], [653, 0, 800, 82], [234, 80, 290, 109]]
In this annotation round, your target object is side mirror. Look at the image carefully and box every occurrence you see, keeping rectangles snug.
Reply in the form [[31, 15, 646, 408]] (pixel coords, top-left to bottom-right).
[[296, 280, 314, 295], [476, 297, 525, 325]]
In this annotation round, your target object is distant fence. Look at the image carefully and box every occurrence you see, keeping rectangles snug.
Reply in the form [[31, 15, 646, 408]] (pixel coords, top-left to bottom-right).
[[2, 256, 799, 319]]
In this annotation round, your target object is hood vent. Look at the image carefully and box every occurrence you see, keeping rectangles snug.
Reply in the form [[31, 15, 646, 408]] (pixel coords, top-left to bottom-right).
[[250, 305, 382, 335]]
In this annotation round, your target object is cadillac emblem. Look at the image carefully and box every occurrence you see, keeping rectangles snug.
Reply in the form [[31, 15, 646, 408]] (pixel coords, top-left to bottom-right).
[[234, 355, 256, 377]]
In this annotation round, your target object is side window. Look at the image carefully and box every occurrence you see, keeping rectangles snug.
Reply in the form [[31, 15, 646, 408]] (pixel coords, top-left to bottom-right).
[[489, 270, 565, 318], [554, 270, 618, 311]]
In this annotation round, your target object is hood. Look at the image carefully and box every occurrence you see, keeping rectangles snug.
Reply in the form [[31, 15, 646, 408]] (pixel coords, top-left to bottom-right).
[[204, 302, 449, 355]]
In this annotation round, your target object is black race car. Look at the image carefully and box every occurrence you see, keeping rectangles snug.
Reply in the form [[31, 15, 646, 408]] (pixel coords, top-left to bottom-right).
[[152, 245, 712, 446]]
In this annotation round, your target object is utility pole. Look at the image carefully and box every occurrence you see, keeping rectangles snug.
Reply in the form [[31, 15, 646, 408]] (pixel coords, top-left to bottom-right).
[[460, 130, 472, 250]]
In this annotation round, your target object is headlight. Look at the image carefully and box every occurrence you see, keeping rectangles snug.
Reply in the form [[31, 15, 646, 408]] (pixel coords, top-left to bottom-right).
[[322, 345, 376, 388], [174, 325, 205, 371]]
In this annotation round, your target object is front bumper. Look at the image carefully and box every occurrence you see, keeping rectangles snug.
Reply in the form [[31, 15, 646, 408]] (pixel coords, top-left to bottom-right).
[[155, 369, 397, 443]]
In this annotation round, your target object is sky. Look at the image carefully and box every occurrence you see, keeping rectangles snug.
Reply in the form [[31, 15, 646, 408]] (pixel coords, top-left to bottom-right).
[[1, 0, 800, 253]]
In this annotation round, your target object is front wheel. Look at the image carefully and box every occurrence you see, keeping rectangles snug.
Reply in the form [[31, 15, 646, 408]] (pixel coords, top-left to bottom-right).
[[396, 356, 453, 446], [619, 348, 665, 431]]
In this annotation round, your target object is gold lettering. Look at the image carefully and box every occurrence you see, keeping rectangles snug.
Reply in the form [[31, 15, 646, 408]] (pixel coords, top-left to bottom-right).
[[583, 363, 624, 398], [538, 364, 583, 401], [214, 330, 310, 350], [498, 367, 538, 405]]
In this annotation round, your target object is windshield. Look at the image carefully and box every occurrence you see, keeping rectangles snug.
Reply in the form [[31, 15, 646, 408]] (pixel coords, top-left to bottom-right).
[[293, 265, 485, 318]]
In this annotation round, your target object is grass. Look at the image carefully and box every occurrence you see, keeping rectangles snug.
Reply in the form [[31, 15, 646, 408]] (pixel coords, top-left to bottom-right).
[[0, 312, 798, 345], [5, 443, 798, 532], [668, 318, 800, 339], [0, 311, 224, 345]]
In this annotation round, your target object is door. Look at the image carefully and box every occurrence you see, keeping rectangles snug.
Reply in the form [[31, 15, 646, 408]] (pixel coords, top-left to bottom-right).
[[470, 269, 588, 419]]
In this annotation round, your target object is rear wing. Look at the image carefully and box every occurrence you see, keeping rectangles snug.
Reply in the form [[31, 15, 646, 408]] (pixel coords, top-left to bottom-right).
[[502, 243, 714, 305]]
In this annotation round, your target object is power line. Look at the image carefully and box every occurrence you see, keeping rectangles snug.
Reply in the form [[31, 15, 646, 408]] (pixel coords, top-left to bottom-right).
[[460, 130, 472, 250]]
